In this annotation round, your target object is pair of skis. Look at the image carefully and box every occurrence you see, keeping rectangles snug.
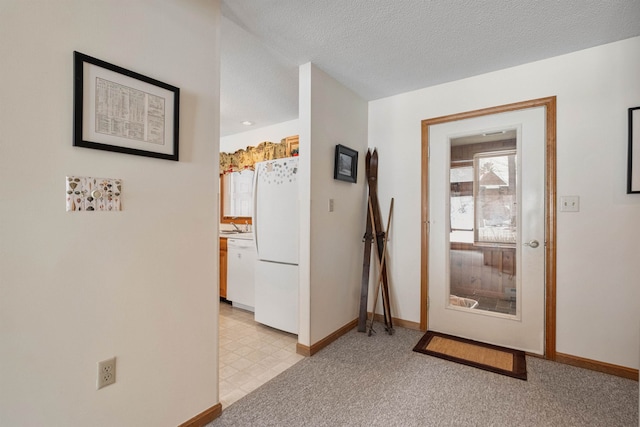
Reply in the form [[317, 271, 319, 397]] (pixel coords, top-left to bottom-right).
[[358, 149, 394, 336]]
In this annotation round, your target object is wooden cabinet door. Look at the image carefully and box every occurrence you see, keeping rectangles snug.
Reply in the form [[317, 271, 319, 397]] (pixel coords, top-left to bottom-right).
[[219, 237, 227, 298]]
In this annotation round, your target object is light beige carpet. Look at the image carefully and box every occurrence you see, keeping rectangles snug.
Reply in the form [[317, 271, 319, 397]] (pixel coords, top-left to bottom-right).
[[208, 326, 638, 426]]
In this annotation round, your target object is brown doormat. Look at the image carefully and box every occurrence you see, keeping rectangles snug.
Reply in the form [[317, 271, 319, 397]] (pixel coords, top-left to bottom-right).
[[413, 331, 527, 380]]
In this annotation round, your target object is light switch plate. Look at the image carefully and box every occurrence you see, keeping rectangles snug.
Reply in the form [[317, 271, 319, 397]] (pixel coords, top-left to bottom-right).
[[66, 176, 122, 211], [560, 196, 579, 212]]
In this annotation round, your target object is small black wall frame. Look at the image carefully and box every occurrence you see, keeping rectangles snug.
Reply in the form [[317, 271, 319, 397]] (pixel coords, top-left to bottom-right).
[[628, 106, 640, 193], [334, 144, 358, 183]]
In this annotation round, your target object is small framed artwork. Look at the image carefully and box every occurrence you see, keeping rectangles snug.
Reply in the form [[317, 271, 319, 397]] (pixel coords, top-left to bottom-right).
[[628, 107, 640, 193], [285, 135, 299, 157], [334, 144, 358, 183], [73, 51, 180, 161]]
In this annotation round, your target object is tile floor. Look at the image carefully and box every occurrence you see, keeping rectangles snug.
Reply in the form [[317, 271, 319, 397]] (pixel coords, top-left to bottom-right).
[[219, 301, 304, 408]]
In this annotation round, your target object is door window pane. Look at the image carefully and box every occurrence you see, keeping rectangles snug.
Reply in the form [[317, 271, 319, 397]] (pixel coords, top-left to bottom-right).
[[474, 151, 517, 245], [449, 135, 517, 317], [450, 165, 474, 243]]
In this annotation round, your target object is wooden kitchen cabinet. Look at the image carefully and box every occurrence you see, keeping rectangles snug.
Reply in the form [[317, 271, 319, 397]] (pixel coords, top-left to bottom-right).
[[219, 237, 227, 299]]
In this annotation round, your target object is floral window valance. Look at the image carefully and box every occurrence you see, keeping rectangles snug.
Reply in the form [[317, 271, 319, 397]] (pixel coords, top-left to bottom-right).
[[220, 136, 299, 174]]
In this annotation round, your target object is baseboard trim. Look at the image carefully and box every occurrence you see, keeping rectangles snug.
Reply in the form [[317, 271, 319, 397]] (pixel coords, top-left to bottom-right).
[[296, 314, 423, 357], [296, 342, 311, 357], [297, 318, 358, 357], [178, 403, 222, 427], [371, 318, 638, 381], [555, 352, 638, 381], [371, 313, 421, 331], [296, 316, 639, 381]]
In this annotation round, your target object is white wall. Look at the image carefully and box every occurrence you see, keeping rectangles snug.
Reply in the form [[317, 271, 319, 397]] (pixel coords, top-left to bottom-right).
[[298, 64, 313, 347], [0, 1, 221, 426], [299, 63, 369, 346], [369, 37, 640, 369], [219, 119, 299, 153]]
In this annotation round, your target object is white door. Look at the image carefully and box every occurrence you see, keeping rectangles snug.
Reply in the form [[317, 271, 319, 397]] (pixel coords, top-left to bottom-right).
[[253, 158, 299, 264], [254, 260, 299, 334], [428, 106, 546, 354]]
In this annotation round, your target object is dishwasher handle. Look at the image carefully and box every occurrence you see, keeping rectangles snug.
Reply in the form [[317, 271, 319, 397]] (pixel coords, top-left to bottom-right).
[[227, 238, 255, 249]]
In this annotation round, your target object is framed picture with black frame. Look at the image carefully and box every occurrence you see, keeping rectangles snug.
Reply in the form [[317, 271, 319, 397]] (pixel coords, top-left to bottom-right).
[[334, 144, 358, 183], [73, 51, 180, 161], [628, 106, 640, 193]]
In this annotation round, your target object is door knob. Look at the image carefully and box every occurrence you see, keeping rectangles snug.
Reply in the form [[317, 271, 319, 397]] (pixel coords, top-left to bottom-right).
[[524, 240, 540, 248]]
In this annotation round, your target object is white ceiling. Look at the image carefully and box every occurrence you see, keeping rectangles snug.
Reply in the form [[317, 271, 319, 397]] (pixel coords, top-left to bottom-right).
[[220, 0, 640, 137]]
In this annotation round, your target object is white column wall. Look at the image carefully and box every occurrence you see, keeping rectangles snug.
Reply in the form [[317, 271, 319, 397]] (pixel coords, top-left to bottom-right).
[[369, 37, 640, 369], [299, 63, 369, 346], [298, 63, 313, 347], [0, 1, 221, 425]]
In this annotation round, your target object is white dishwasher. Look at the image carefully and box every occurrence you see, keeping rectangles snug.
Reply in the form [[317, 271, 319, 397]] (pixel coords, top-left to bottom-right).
[[226, 237, 257, 312]]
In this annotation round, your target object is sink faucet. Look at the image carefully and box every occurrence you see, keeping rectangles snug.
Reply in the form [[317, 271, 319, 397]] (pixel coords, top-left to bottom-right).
[[230, 222, 241, 232]]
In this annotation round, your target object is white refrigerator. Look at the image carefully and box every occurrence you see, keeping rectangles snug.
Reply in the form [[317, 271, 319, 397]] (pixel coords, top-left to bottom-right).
[[252, 157, 299, 334]]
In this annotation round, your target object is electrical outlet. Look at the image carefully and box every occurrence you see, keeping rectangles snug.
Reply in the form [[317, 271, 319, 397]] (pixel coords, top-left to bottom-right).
[[328, 198, 334, 212], [97, 357, 116, 389]]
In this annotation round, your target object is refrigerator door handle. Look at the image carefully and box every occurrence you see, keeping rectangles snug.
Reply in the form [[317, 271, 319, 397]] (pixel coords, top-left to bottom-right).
[[252, 164, 259, 257]]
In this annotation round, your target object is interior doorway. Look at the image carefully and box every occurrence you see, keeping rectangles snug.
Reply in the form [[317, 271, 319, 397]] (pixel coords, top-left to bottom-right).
[[420, 97, 557, 359]]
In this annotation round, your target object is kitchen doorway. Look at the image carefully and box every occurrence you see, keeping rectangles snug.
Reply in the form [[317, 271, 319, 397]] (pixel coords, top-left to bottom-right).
[[218, 173, 303, 408]]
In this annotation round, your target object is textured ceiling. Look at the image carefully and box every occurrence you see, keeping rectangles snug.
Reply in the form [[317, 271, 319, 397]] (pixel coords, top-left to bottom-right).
[[220, 0, 640, 137]]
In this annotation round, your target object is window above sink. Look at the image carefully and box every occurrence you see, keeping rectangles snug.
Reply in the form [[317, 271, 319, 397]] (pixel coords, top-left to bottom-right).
[[220, 170, 254, 225]]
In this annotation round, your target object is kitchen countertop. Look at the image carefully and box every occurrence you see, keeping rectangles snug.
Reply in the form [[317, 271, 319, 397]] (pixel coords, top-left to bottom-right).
[[219, 232, 254, 240]]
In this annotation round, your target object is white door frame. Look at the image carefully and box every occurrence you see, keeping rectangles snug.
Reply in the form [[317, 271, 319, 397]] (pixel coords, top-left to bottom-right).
[[420, 97, 557, 359]]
